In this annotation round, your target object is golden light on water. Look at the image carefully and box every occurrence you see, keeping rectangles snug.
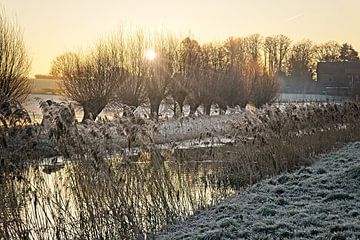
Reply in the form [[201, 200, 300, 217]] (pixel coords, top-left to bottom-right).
[[145, 49, 156, 61]]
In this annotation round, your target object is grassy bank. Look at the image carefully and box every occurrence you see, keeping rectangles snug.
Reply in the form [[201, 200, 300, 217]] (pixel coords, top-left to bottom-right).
[[157, 142, 360, 239]]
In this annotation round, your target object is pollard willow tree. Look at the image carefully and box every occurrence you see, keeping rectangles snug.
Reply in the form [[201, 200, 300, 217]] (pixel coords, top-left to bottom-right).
[[145, 32, 178, 118], [51, 37, 127, 122], [116, 30, 148, 108], [0, 9, 32, 127], [172, 37, 202, 115], [200, 43, 227, 115], [217, 37, 247, 111]]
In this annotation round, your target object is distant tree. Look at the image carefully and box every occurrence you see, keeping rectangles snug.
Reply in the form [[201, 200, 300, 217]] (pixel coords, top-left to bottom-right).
[[264, 36, 278, 73], [314, 41, 341, 62], [264, 35, 291, 74], [145, 33, 178, 118], [250, 71, 279, 107], [287, 40, 315, 80], [51, 39, 126, 122], [244, 34, 263, 63], [339, 43, 359, 62], [220, 38, 245, 110], [171, 37, 201, 115], [0, 9, 31, 104], [224, 37, 242, 68], [200, 43, 227, 115], [216, 67, 248, 111], [286, 40, 316, 93], [117, 31, 148, 108], [276, 35, 292, 73]]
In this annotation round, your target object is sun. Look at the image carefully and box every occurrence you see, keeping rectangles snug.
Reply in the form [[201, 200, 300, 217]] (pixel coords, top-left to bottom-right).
[[145, 49, 156, 61]]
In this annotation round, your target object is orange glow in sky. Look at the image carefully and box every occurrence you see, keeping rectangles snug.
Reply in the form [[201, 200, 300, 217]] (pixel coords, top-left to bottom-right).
[[1, 0, 360, 75]]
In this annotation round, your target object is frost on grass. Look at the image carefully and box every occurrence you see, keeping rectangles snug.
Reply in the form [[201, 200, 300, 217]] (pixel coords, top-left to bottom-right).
[[157, 142, 360, 239]]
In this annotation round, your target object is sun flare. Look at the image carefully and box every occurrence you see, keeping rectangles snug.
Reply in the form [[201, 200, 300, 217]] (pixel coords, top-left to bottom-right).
[[145, 49, 156, 61]]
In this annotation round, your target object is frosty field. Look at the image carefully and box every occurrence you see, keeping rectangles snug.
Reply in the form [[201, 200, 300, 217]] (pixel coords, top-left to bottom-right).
[[158, 142, 360, 239]]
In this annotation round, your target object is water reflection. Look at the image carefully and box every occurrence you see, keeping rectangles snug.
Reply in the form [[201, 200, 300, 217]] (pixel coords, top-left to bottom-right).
[[1, 155, 234, 239]]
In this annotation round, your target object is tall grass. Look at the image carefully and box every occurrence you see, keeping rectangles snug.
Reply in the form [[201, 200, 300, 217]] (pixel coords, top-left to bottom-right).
[[1, 101, 360, 239], [0, 151, 232, 239]]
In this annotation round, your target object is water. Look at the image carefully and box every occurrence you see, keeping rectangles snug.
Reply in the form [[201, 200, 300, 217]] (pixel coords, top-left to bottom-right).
[[0, 156, 235, 239]]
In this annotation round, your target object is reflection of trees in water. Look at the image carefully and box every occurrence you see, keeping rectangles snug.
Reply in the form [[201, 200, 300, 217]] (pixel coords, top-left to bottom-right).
[[0, 156, 233, 239]]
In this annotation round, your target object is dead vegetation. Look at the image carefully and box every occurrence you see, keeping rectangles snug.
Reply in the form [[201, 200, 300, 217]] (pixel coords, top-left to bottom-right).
[[1, 101, 360, 239]]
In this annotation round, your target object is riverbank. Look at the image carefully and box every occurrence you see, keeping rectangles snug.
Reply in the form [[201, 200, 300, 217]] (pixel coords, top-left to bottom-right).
[[157, 142, 360, 239]]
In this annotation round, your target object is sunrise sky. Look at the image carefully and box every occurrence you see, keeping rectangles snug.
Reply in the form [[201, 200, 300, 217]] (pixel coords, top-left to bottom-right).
[[1, 0, 360, 76]]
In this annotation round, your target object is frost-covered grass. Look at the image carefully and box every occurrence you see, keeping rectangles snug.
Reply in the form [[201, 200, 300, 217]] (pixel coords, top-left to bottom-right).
[[3, 99, 360, 239], [157, 142, 360, 240], [43, 101, 360, 158]]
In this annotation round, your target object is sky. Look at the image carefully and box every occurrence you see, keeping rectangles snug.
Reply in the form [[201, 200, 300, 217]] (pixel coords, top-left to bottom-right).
[[1, 0, 360, 76]]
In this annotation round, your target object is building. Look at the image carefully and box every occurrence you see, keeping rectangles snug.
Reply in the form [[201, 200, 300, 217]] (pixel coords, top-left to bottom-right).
[[317, 62, 360, 95]]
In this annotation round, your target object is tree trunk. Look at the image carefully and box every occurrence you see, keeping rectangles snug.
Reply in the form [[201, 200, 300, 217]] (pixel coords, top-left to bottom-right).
[[174, 101, 184, 117], [82, 105, 104, 123], [82, 108, 92, 123], [179, 101, 184, 114], [239, 99, 248, 109], [204, 103, 211, 115], [218, 103, 227, 115], [150, 100, 161, 119], [189, 103, 199, 116]]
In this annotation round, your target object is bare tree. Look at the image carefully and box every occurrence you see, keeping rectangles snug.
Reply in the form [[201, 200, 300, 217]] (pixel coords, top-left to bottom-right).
[[287, 40, 315, 79], [224, 37, 245, 68], [250, 71, 279, 107], [172, 37, 201, 115], [51, 38, 126, 122], [244, 34, 263, 63], [287, 40, 315, 92], [264, 35, 291, 74], [0, 9, 31, 103], [264, 36, 278, 73], [145, 32, 178, 118], [185, 43, 223, 116], [216, 68, 248, 111], [339, 43, 359, 62], [116, 30, 148, 108], [200, 43, 221, 115], [277, 35, 292, 73], [170, 73, 188, 116], [314, 41, 341, 62], [220, 37, 252, 109]]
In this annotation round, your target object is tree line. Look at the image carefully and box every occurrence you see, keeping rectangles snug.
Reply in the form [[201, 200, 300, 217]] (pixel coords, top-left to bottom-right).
[[0, 7, 359, 123], [50, 30, 359, 121], [50, 32, 279, 122]]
